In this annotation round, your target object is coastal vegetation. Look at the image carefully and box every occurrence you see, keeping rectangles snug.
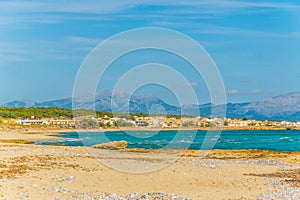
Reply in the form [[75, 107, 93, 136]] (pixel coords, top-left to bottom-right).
[[0, 106, 181, 119], [0, 107, 73, 118], [0, 106, 299, 130]]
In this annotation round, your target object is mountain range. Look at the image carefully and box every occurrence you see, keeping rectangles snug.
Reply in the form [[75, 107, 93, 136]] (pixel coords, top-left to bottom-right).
[[3, 91, 300, 121]]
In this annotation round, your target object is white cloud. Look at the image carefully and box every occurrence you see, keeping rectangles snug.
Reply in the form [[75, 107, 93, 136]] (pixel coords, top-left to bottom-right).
[[226, 89, 263, 95], [289, 32, 300, 37], [152, 21, 294, 38], [0, 37, 95, 63], [0, 0, 139, 14], [0, 0, 299, 41], [1, 0, 299, 18], [179, 0, 300, 10], [227, 89, 238, 95]]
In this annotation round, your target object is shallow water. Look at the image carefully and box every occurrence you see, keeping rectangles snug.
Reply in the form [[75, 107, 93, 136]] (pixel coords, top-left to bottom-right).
[[36, 130, 300, 152]]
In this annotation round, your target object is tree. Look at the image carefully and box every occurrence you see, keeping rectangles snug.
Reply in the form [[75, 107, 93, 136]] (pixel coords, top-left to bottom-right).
[[81, 119, 98, 128]]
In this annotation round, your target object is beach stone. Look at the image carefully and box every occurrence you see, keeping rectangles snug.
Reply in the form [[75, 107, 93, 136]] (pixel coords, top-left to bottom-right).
[[92, 141, 127, 150]]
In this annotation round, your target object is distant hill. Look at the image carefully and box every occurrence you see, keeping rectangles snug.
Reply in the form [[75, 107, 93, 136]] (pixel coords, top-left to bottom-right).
[[230, 92, 300, 121], [4, 100, 36, 108], [3, 91, 300, 121]]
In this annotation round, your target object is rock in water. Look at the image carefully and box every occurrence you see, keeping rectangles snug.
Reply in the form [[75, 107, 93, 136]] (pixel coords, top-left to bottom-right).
[[92, 140, 127, 150]]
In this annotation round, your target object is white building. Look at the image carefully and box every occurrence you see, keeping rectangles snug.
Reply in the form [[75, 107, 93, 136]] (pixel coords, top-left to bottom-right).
[[16, 116, 47, 125]]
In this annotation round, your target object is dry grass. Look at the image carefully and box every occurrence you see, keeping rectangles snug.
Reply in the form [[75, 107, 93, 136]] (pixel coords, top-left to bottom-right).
[[246, 168, 300, 188], [0, 155, 83, 179], [0, 139, 35, 144]]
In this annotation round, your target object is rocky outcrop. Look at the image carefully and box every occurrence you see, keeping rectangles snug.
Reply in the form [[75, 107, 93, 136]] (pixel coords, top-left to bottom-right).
[[92, 140, 127, 150]]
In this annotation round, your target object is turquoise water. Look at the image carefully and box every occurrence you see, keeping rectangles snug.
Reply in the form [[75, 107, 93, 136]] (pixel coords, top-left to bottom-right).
[[36, 130, 300, 152]]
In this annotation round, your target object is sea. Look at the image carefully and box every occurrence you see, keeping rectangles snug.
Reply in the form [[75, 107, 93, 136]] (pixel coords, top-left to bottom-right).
[[36, 130, 300, 152]]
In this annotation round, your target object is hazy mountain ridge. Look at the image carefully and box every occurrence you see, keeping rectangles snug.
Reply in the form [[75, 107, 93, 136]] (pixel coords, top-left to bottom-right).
[[239, 92, 300, 121], [3, 92, 300, 121]]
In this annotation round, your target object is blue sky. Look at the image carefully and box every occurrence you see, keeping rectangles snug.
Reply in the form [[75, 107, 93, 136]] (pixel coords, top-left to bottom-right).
[[0, 0, 299, 105]]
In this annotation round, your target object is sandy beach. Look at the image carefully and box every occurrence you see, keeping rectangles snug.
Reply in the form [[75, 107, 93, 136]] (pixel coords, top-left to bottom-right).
[[0, 131, 300, 199]]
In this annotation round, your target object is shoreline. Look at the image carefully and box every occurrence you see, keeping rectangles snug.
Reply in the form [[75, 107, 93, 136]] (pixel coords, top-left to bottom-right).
[[1, 124, 298, 135], [0, 128, 299, 152], [60, 126, 299, 132], [1, 129, 300, 157]]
